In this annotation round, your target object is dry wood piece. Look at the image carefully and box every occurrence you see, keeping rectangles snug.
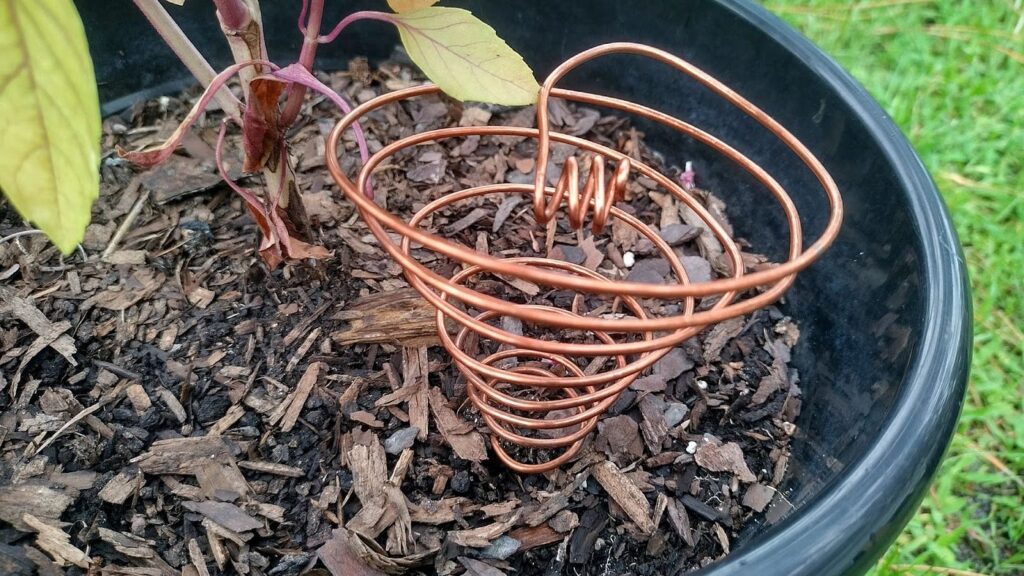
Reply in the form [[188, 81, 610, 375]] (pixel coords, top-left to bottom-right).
[[125, 384, 152, 414], [509, 525, 563, 551], [131, 436, 235, 475], [428, 387, 487, 462], [331, 289, 443, 347], [0, 484, 75, 531], [237, 460, 303, 478], [279, 362, 322, 433], [590, 461, 655, 535], [401, 346, 430, 441], [194, 461, 249, 502], [182, 501, 262, 533], [207, 404, 245, 436], [408, 497, 475, 525], [448, 510, 521, 548], [154, 387, 186, 423], [666, 498, 696, 547], [21, 514, 89, 569], [459, 556, 508, 576], [317, 528, 387, 576], [346, 438, 406, 541], [99, 468, 143, 505], [638, 395, 668, 455], [694, 437, 757, 483], [187, 539, 211, 576], [741, 483, 776, 513]]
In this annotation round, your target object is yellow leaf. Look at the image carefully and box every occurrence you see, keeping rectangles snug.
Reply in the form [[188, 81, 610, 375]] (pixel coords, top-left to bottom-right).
[[392, 7, 539, 106], [387, 0, 439, 13], [0, 0, 100, 254]]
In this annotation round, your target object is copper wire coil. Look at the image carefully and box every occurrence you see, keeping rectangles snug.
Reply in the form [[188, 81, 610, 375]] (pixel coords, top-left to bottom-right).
[[326, 43, 843, 474]]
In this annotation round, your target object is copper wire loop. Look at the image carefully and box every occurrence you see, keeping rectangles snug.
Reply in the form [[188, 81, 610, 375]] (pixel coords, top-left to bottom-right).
[[326, 43, 844, 474]]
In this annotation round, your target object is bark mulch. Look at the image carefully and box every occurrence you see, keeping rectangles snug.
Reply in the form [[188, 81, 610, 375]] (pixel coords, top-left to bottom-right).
[[0, 55, 803, 576]]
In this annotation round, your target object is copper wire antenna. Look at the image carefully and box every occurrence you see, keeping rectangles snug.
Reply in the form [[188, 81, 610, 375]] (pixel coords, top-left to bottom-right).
[[326, 43, 843, 474]]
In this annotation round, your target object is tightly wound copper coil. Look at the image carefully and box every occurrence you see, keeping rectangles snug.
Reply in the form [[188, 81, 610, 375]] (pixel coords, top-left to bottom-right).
[[326, 43, 844, 474]]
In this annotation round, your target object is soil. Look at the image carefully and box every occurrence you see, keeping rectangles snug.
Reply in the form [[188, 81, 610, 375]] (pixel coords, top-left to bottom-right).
[[0, 55, 803, 576]]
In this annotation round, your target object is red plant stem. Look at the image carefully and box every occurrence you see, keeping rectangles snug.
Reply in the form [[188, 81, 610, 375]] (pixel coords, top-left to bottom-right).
[[132, 0, 242, 119], [212, 0, 252, 31], [280, 0, 326, 127], [319, 11, 396, 44]]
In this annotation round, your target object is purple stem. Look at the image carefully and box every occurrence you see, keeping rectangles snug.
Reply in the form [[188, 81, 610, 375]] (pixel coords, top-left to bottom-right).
[[280, 0, 326, 127], [213, 0, 252, 31], [319, 11, 396, 44]]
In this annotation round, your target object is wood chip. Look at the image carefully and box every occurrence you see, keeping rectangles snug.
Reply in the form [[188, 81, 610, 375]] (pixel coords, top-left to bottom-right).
[[346, 438, 395, 539], [154, 387, 186, 423], [590, 461, 655, 534], [125, 384, 151, 414], [638, 395, 668, 455], [99, 468, 143, 505], [449, 510, 521, 548], [0, 485, 73, 531], [237, 460, 304, 478], [694, 437, 756, 483], [21, 514, 89, 568], [666, 498, 695, 547], [401, 347, 429, 441], [131, 436, 235, 475], [182, 501, 262, 533], [428, 387, 487, 462], [187, 539, 211, 576], [509, 524, 563, 551], [459, 557, 507, 576], [280, 362, 321, 433], [332, 289, 440, 347]]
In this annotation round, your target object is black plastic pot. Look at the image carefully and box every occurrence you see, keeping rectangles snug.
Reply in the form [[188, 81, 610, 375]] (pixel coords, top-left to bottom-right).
[[77, 1, 971, 574]]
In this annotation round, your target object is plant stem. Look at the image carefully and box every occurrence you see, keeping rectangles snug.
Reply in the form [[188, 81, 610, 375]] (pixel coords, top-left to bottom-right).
[[280, 0, 326, 127], [132, 0, 241, 119], [216, 0, 267, 101], [212, 0, 251, 31], [319, 11, 396, 44]]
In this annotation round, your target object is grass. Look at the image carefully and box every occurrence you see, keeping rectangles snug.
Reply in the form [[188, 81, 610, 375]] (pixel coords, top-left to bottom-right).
[[762, 0, 1024, 574]]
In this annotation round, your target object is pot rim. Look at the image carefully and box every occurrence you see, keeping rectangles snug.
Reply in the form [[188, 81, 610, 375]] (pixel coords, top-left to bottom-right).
[[697, 2, 971, 575]]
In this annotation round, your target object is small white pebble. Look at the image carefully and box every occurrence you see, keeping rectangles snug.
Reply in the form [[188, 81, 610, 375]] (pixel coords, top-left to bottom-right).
[[696, 379, 708, 390], [623, 251, 636, 268], [686, 441, 698, 454]]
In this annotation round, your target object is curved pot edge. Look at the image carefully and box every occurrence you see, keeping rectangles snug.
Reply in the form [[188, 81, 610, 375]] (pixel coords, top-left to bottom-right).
[[697, 2, 972, 576]]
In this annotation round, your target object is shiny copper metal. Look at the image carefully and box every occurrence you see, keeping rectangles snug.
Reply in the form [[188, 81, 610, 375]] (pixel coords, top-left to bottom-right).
[[325, 43, 844, 474]]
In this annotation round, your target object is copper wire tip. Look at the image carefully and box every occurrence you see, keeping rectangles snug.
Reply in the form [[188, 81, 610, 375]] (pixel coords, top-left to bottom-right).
[[326, 42, 844, 474]]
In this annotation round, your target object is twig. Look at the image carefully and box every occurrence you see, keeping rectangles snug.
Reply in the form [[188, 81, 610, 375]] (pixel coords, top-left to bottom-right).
[[93, 360, 143, 380], [103, 186, 152, 259], [31, 402, 103, 457]]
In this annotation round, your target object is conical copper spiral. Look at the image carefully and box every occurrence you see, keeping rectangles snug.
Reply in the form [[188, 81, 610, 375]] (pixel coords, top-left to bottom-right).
[[326, 43, 843, 474]]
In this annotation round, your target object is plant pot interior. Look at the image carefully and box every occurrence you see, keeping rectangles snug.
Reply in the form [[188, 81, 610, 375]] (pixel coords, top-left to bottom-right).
[[75, 0, 969, 574]]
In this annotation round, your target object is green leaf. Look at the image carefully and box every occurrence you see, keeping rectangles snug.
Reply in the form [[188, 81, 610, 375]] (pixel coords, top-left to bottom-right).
[[0, 0, 100, 254], [387, 0, 439, 14], [391, 7, 540, 106]]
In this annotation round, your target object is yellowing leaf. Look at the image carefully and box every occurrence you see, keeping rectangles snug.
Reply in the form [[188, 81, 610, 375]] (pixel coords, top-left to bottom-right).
[[391, 7, 539, 106], [387, 0, 439, 13], [0, 0, 100, 254]]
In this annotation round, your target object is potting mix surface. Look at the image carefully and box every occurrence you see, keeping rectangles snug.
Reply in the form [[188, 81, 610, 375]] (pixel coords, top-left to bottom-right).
[[0, 56, 803, 576]]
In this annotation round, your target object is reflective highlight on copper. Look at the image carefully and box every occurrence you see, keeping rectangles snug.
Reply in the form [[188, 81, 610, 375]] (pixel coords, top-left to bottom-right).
[[326, 43, 844, 474]]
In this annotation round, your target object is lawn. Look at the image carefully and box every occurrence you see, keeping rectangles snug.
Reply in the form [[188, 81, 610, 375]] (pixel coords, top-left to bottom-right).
[[762, 0, 1024, 574]]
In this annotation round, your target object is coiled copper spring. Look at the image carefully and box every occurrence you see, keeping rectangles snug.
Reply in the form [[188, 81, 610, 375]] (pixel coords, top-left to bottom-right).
[[326, 43, 843, 474]]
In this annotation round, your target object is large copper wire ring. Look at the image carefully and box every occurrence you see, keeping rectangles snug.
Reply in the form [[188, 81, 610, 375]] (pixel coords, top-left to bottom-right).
[[325, 42, 843, 473]]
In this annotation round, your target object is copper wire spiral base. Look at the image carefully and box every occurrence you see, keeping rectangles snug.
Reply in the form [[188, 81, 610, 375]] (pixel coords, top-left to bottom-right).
[[326, 43, 843, 474]]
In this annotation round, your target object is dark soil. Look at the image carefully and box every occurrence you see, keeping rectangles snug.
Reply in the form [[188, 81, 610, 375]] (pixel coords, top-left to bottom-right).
[[0, 56, 802, 576]]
